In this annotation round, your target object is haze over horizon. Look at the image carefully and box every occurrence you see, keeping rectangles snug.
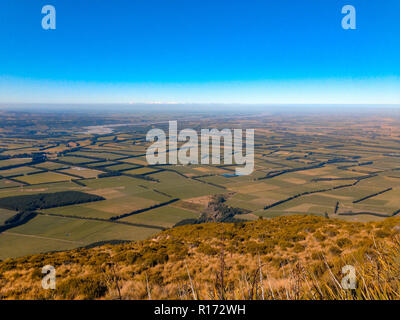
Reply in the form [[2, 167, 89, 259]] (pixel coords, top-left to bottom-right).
[[2, 103, 400, 116], [0, 0, 399, 105]]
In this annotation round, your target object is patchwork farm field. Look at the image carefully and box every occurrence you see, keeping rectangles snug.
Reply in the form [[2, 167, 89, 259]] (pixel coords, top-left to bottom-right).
[[15, 172, 74, 184], [0, 110, 399, 259]]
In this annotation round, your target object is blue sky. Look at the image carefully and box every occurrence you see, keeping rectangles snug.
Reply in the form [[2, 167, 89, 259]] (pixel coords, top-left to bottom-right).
[[0, 0, 399, 104]]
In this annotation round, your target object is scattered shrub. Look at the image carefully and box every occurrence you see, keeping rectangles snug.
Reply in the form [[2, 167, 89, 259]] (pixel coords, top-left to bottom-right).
[[336, 238, 352, 248], [57, 277, 107, 299], [329, 246, 342, 256]]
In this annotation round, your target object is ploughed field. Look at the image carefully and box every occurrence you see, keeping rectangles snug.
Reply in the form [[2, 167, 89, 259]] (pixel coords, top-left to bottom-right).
[[0, 111, 399, 259]]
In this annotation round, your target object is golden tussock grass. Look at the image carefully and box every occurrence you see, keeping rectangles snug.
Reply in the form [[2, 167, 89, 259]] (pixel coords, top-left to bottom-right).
[[0, 215, 400, 300]]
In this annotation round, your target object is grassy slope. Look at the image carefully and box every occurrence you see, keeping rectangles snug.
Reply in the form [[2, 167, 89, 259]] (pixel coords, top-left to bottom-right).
[[1, 215, 400, 300]]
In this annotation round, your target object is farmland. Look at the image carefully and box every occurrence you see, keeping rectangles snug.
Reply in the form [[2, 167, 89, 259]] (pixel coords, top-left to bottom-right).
[[0, 109, 399, 259]]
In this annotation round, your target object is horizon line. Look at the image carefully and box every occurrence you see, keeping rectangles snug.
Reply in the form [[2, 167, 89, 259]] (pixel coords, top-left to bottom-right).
[[2, 102, 400, 106]]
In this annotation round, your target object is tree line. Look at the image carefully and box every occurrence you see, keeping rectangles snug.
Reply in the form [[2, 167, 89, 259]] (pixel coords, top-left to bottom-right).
[[0, 191, 105, 212]]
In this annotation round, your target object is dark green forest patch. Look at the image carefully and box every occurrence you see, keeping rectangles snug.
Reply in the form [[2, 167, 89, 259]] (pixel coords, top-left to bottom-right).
[[0, 191, 105, 212]]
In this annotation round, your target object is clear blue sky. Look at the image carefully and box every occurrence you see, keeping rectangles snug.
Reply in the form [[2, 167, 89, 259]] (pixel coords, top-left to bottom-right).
[[0, 0, 399, 104]]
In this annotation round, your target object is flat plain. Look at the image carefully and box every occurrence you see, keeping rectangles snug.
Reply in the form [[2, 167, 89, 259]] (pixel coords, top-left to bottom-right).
[[0, 110, 399, 259]]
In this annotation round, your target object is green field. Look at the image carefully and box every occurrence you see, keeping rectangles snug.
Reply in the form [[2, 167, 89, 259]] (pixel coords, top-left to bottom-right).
[[0, 179, 21, 189], [0, 214, 158, 259], [0, 208, 17, 224], [58, 167, 104, 178], [16, 172, 74, 184], [0, 166, 41, 177], [0, 158, 32, 169], [120, 205, 198, 227]]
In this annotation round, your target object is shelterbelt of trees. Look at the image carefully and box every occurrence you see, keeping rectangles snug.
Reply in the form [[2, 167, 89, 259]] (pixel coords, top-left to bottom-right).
[[0, 191, 105, 212]]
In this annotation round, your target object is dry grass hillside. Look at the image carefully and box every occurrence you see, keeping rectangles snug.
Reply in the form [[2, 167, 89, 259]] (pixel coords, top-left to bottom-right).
[[1, 215, 400, 300]]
